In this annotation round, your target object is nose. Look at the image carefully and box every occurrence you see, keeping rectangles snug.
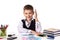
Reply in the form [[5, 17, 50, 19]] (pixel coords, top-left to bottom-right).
[[27, 14, 30, 17], [27, 13, 30, 16]]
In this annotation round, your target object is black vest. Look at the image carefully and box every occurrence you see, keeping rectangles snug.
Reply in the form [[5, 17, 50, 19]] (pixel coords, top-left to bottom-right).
[[21, 19, 35, 31]]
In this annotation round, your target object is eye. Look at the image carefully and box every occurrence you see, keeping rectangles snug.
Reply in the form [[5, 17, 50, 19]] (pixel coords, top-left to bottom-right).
[[29, 13, 31, 14], [25, 13, 27, 14]]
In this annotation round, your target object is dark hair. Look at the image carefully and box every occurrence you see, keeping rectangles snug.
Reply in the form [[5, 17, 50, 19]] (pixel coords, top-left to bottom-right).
[[24, 5, 33, 10]]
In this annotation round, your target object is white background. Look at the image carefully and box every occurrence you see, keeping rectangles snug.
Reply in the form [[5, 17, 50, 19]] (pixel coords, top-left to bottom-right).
[[0, 0, 60, 35]]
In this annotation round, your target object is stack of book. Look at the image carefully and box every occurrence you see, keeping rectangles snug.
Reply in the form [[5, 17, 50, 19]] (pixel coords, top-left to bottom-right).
[[43, 28, 60, 38]]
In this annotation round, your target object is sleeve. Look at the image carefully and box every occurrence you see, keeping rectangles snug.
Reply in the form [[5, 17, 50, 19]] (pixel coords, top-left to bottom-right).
[[17, 20, 31, 33], [35, 21, 42, 33]]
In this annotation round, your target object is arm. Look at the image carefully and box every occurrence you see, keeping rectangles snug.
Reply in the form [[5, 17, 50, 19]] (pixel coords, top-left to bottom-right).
[[31, 9, 42, 35], [31, 22, 42, 36], [34, 9, 42, 32]]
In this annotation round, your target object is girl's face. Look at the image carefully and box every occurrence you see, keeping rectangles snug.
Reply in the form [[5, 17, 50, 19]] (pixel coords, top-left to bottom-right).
[[24, 9, 34, 20]]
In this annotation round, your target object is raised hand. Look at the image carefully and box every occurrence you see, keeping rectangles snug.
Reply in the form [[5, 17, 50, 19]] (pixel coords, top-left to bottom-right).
[[34, 9, 37, 19], [34, 9, 39, 22]]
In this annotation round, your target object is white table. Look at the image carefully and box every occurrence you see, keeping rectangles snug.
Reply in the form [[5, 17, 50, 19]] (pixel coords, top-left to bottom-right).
[[0, 35, 60, 40], [17, 35, 60, 40]]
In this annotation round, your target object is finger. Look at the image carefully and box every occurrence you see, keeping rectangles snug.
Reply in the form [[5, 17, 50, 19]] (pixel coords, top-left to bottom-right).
[[35, 9, 36, 13], [35, 9, 37, 15], [34, 9, 37, 17]]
